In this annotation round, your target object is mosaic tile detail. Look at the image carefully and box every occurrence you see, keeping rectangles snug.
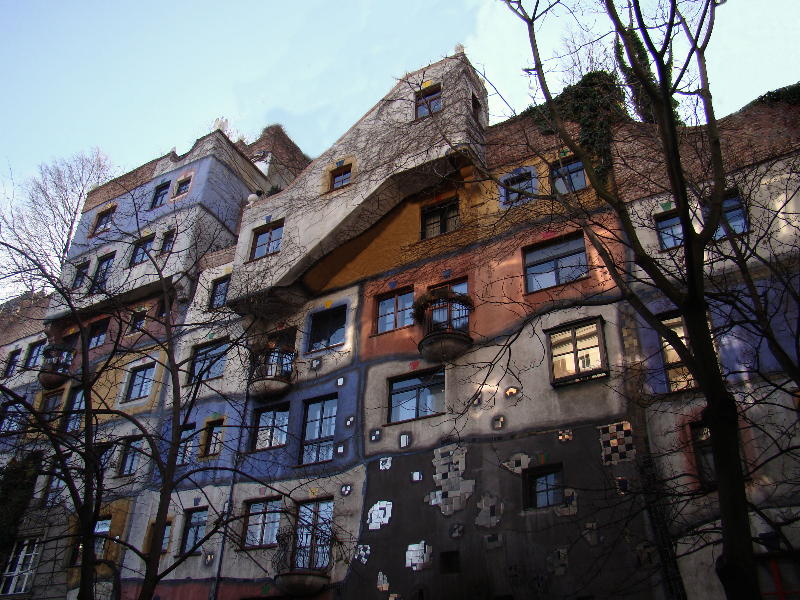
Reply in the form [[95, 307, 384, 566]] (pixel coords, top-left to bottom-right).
[[504, 386, 520, 398], [370, 429, 381, 442], [411, 471, 422, 482], [354, 544, 370, 564], [555, 488, 577, 517], [406, 541, 433, 571], [341, 484, 352, 496], [484, 533, 503, 549], [336, 377, 344, 386], [367, 501, 393, 530], [377, 572, 389, 592], [449, 523, 464, 538], [501, 452, 531, 475], [547, 547, 569, 575], [400, 433, 411, 448], [492, 415, 505, 430], [598, 421, 635, 464], [558, 429, 573, 442], [582, 522, 600, 546], [475, 493, 503, 527], [380, 457, 392, 470], [423, 444, 475, 516], [345, 416, 354, 427]]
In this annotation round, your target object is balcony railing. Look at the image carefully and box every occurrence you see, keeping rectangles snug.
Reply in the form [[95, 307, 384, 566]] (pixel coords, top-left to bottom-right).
[[38, 344, 75, 390], [249, 348, 295, 399], [416, 297, 473, 362], [271, 525, 332, 595]]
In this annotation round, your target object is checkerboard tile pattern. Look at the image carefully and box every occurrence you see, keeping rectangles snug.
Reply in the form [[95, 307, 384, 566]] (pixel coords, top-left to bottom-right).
[[598, 421, 635, 464]]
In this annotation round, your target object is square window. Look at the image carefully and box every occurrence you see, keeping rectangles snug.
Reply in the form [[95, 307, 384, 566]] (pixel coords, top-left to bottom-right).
[[25, 341, 45, 369], [130, 236, 155, 266], [661, 317, 694, 392], [301, 397, 337, 464], [308, 305, 347, 352], [377, 291, 414, 333], [3, 350, 21, 378], [656, 213, 683, 250], [203, 419, 224, 456], [331, 166, 351, 190], [421, 199, 459, 239], [251, 222, 283, 260], [175, 178, 191, 196], [244, 499, 282, 547], [416, 86, 442, 119], [92, 207, 116, 235], [189, 342, 228, 382], [552, 160, 586, 194], [125, 363, 155, 401], [209, 277, 230, 309], [709, 196, 748, 239], [128, 310, 146, 334], [72, 263, 90, 289], [88, 319, 109, 349], [150, 182, 170, 209], [500, 168, 537, 207], [690, 422, 715, 487], [389, 371, 445, 423], [522, 464, 564, 509], [177, 424, 196, 465], [89, 254, 115, 294], [253, 406, 289, 451], [294, 500, 333, 570], [0, 539, 41, 594], [119, 437, 143, 476], [181, 508, 207, 555], [160, 230, 175, 254], [426, 281, 470, 334], [546, 318, 608, 386], [525, 237, 588, 292]]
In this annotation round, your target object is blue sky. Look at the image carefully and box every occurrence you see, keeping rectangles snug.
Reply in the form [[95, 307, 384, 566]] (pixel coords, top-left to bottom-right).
[[1, 1, 797, 186]]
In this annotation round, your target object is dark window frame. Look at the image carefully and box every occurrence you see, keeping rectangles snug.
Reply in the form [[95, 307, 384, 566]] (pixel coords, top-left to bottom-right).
[[301, 396, 337, 465], [660, 315, 695, 392], [209, 277, 230, 309], [4, 350, 21, 378], [25, 341, 46, 369], [181, 508, 207, 555], [243, 498, 283, 548], [89, 253, 115, 294], [293, 499, 333, 570], [125, 363, 156, 402], [250, 221, 284, 261], [690, 421, 715, 488], [524, 236, 589, 293], [252, 405, 289, 451], [415, 85, 442, 119], [91, 207, 116, 236], [129, 236, 155, 267], [65, 388, 85, 432], [330, 165, 352, 191], [522, 463, 564, 509], [188, 341, 229, 383], [544, 317, 609, 386], [87, 319, 110, 349], [150, 182, 171, 209], [72, 263, 90, 289], [177, 424, 196, 465], [308, 305, 347, 353], [388, 370, 446, 424], [118, 437, 143, 476], [706, 194, 748, 240], [128, 310, 147, 334], [551, 160, 586, 194], [375, 289, 414, 334], [427, 280, 470, 334], [160, 230, 175, 254], [420, 198, 459, 239], [500, 167, 538, 207], [202, 419, 225, 457], [174, 177, 192, 197], [655, 211, 684, 250]]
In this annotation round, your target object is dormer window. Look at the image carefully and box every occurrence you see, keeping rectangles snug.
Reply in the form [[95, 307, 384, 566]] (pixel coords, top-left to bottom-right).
[[416, 86, 442, 119], [331, 166, 351, 190]]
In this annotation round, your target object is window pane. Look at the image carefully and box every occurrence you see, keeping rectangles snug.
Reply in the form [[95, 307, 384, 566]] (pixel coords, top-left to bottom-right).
[[268, 226, 283, 253], [657, 215, 683, 249], [556, 251, 588, 283]]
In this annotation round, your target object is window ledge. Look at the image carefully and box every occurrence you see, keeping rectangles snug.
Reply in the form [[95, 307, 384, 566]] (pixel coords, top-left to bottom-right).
[[245, 251, 280, 265], [245, 444, 287, 455], [383, 412, 446, 427], [183, 375, 224, 387], [237, 543, 277, 552], [293, 459, 334, 469], [303, 342, 346, 357], [551, 369, 609, 388], [524, 275, 590, 297]]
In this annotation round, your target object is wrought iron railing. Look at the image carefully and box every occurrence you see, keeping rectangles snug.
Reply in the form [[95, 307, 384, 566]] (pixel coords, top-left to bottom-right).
[[252, 348, 295, 382], [41, 344, 75, 374], [424, 298, 470, 335], [271, 525, 333, 574]]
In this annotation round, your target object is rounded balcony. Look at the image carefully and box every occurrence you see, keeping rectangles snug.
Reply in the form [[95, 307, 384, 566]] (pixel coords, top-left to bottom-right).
[[414, 293, 473, 362], [38, 344, 75, 390], [271, 526, 333, 596], [248, 348, 295, 400]]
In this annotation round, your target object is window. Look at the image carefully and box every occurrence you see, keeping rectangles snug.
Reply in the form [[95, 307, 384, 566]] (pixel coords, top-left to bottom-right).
[[251, 222, 283, 260], [3, 350, 21, 378], [94, 518, 111, 558], [308, 305, 346, 352], [202, 420, 224, 456], [244, 499, 282, 547], [128, 310, 146, 334], [160, 230, 175, 254], [301, 397, 337, 464], [525, 237, 588, 292], [253, 406, 289, 450], [177, 424, 196, 465], [656, 213, 683, 250], [472, 93, 482, 121], [416, 86, 442, 119], [119, 437, 143, 475], [65, 388, 84, 432], [294, 500, 333, 570], [429, 281, 469, 333], [522, 464, 564, 509], [756, 554, 800, 598], [546, 318, 608, 385], [690, 422, 715, 487], [189, 342, 228, 382], [89, 253, 115, 294], [175, 178, 191, 196], [45, 464, 66, 505], [125, 364, 155, 401], [330, 166, 351, 190], [552, 160, 586, 194], [377, 291, 413, 333], [42, 393, 62, 422], [87, 319, 109, 349], [661, 317, 694, 392], [500, 168, 537, 207], [25, 341, 45, 369], [181, 508, 207, 554], [73, 263, 90, 289], [130, 237, 155, 266], [155, 299, 168, 321], [209, 277, 230, 309], [0, 539, 40, 594], [0, 404, 25, 434], [710, 196, 748, 239], [147, 522, 172, 553], [421, 199, 459, 239], [150, 182, 170, 209], [440, 550, 461, 575], [389, 371, 445, 423], [92, 207, 115, 235]]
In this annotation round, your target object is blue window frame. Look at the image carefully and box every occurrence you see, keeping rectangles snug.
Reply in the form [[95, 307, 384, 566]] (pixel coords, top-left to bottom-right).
[[25, 341, 45, 369], [500, 167, 537, 207], [73, 263, 90, 289], [709, 196, 748, 239], [656, 213, 683, 249], [92, 208, 115, 235], [89, 254, 115, 294], [552, 161, 585, 194], [209, 277, 230, 309], [416, 87, 441, 119], [125, 364, 155, 401], [130, 237, 154, 266], [525, 238, 588, 292]]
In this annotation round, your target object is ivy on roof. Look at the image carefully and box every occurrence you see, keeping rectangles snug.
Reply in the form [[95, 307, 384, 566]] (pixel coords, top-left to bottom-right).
[[748, 81, 800, 109]]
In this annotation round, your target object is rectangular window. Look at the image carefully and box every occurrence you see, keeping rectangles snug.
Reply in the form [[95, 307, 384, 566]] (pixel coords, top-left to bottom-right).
[[203, 420, 224, 456], [89, 253, 115, 294], [190, 342, 228, 382], [501, 168, 537, 207], [294, 500, 333, 570], [25, 341, 45, 369], [552, 160, 586, 194], [0, 404, 25, 434], [175, 178, 191, 196], [177, 424, 196, 465], [65, 388, 84, 432], [181, 508, 207, 554], [302, 397, 337, 464], [244, 499, 282, 547], [87, 319, 109, 349], [661, 317, 694, 392], [429, 281, 469, 333], [209, 277, 230, 309], [546, 318, 608, 385], [421, 199, 459, 239], [331, 166, 351, 190], [73, 263, 90, 289], [130, 237, 155, 266], [93, 207, 115, 235], [147, 521, 172, 553], [150, 182, 170, 209], [416, 86, 442, 119], [389, 371, 445, 423], [710, 196, 748, 239], [525, 237, 588, 292], [45, 463, 66, 505], [251, 222, 283, 260], [690, 422, 715, 487], [3, 350, 21, 378], [119, 437, 143, 476], [308, 306, 346, 352], [656, 213, 683, 250], [160, 230, 175, 254], [42, 393, 62, 422], [377, 291, 414, 333], [0, 539, 40, 594], [522, 464, 564, 509], [253, 406, 289, 450], [126, 364, 155, 401], [94, 517, 111, 558], [128, 310, 146, 334]]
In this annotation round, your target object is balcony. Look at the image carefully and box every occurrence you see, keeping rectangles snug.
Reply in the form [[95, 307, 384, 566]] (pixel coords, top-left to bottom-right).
[[248, 348, 295, 399], [38, 344, 75, 390], [414, 292, 473, 362], [271, 525, 332, 596]]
